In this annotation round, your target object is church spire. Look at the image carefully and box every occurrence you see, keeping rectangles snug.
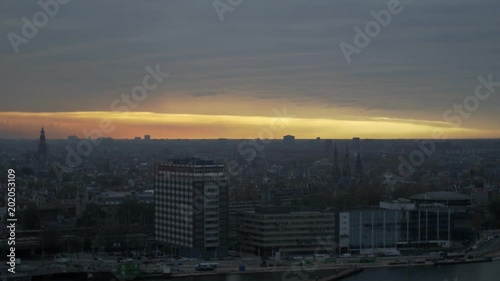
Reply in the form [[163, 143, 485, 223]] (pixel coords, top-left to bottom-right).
[[332, 142, 341, 181], [343, 144, 351, 177], [334, 142, 338, 159], [355, 152, 363, 177], [36, 127, 48, 177]]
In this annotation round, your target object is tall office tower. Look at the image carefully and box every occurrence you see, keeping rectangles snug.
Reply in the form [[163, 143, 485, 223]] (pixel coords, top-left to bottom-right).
[[36, 127, 48, 177], [144, 134, 151, 141], [154, 158, 229, 258]]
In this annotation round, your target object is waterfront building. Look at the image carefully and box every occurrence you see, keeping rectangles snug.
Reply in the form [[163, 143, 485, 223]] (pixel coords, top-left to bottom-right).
[[408, 191, 472, 207], [237, 207, 336, 257], [338, 192, 474, 255], [338, 208, 453, 255]]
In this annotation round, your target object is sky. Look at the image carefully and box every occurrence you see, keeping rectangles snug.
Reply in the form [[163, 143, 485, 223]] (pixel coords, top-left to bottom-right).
[[0, 0, 499, 139]]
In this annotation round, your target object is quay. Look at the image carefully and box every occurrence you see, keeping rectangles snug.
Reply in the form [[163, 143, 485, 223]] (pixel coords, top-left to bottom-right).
[[309, 267, 364, 281]]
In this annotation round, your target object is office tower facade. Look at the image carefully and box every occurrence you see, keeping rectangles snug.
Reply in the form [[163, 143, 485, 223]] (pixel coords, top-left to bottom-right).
[[154, 159, 229, 258], [144, 135, 151, 140]]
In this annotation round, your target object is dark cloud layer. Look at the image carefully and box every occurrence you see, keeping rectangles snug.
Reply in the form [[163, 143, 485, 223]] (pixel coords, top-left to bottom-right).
[[0, 0, 499, 129]]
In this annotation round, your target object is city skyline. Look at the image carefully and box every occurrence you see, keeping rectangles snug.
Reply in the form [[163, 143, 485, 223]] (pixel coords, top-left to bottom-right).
[[2, 111, 500, 140]]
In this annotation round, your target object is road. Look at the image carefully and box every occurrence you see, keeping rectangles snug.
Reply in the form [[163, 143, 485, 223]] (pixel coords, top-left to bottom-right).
[[3, 230, 500, 277]]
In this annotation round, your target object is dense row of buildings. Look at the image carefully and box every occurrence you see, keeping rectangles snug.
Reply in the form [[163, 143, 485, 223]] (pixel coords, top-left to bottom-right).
[[153, 159, 477, 258], [1, 129, 498, 260]]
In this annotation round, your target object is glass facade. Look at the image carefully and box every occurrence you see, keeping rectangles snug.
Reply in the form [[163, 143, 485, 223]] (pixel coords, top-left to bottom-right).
[[348, 210, 407, 250], [344, 208, 453, 253], [407, 209, 450, 242]]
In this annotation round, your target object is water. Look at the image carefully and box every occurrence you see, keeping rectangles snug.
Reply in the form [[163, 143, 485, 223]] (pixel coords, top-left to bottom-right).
[[170, 261, 499, 281], [344, 262, 499, 281]]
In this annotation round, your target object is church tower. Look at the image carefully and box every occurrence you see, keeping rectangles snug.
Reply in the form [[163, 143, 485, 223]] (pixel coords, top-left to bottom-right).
[[332, 143, 341, 182], [354, 152, 363, 179], [342, 144, 351, 177], [36, 127, 48, 177]]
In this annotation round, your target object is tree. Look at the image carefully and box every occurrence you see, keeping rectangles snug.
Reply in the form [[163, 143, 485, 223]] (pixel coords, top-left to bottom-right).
[[69, 238, 83, 253], [83, 237, 93, 252], [117, 199, 154, 226], [77, 204, 106, 228], [41, 227, 61, 254], [117, 199, 141, 225], [21, 166, 34, 176], [20, 202, 40, 230], [489, 195, 500, 226]]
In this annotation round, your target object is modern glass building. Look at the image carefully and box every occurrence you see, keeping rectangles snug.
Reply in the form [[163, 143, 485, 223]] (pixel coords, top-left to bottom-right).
[[339, 208, 453, 254]]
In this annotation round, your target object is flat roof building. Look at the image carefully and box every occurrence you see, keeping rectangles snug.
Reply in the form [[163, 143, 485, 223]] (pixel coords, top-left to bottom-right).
[[238, 207, 335, 257], [408, 191, 472, 207], [339, 208, 454, 255]]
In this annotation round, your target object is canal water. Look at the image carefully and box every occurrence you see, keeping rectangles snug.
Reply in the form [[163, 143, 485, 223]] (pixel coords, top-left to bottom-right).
[[170, 260, 499, 281]]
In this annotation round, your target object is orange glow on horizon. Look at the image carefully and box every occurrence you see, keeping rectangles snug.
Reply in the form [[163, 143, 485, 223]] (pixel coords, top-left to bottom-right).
[[0, 111, 499, 139]]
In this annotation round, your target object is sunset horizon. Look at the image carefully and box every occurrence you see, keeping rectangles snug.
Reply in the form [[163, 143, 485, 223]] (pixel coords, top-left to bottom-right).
[[2, 110, 500, 140]]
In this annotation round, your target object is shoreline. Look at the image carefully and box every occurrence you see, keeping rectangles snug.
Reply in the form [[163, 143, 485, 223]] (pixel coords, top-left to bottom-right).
[[3, 255, 499, 280], [170, 256, 500, 278]]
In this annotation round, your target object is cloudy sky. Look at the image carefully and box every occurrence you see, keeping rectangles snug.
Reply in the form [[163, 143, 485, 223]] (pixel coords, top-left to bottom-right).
[[1, 0, 499, 139]]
